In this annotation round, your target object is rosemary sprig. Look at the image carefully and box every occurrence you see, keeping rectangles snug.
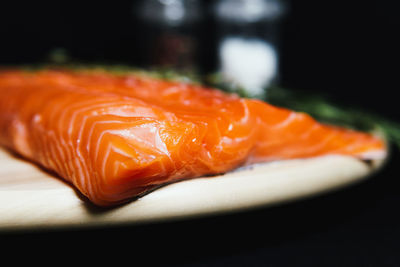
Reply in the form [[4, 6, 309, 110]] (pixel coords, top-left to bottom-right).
[[5, 63, 202, 86]]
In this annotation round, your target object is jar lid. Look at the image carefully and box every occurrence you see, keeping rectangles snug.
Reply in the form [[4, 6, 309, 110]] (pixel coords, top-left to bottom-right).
[[136, 0, 203, 26], [214, 0, 286, 23]]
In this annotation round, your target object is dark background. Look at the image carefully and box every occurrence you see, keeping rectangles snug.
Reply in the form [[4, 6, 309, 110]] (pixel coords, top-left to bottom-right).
[[0, 1, 399, 119], [1, 1, 400, 266]]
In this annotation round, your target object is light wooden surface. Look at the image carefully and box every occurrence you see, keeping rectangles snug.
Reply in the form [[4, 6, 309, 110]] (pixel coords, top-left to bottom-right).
[[0, 147, 386, 232]]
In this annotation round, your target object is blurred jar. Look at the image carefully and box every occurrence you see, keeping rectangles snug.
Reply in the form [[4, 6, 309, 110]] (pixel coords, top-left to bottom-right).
[[134, 0, 204, 72], [213, 0, 287, 97]]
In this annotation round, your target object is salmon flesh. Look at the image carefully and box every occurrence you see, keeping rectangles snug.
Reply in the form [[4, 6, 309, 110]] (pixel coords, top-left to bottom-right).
[[0, 70, 385, 206]]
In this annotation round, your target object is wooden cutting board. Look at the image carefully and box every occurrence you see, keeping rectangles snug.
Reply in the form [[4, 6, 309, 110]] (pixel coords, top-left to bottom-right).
[[0, 147, 386, 232]]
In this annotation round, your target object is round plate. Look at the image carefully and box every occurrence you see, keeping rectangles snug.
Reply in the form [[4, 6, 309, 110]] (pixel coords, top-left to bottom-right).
[[0, 147, 387, 232]]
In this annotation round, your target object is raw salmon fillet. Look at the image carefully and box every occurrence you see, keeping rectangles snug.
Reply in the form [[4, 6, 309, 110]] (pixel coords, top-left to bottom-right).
[[0, 70, 385, 206]]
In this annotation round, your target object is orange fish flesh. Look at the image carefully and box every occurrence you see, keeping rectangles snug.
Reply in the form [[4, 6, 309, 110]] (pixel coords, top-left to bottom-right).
[[0, 70, 385, 206]]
